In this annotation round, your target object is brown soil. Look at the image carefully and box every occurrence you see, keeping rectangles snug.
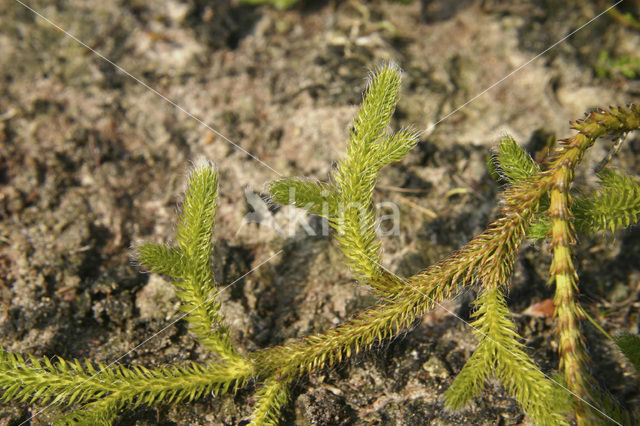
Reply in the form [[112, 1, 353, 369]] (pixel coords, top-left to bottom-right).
[[1, 0, 639, 424]]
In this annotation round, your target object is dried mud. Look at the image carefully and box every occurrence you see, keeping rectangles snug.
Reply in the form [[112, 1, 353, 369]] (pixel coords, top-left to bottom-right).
[[1, 0, 639, 424]]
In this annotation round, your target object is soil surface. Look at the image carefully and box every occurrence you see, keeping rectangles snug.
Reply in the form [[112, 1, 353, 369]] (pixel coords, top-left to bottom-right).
[[1, 0, 639, 424]]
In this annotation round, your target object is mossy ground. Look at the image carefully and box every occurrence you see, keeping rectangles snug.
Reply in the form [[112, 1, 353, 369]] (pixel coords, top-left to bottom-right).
[[0, 0, 639, 424]]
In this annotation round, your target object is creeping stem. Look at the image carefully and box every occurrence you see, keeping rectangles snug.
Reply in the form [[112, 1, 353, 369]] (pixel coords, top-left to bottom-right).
[[252, 172, 554, 377], [252, 105, 640, 409], [543, 105, 640, 423]]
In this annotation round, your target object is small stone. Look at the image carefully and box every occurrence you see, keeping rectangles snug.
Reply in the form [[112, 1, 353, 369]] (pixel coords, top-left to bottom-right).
[[610, 282, 630, 304], [422, 355, 450, 379], [135, 275, 177, 321]]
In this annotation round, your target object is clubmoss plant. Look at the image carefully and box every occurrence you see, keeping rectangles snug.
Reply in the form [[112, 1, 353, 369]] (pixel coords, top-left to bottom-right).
[[614, 332, 640, 372], [1, 64, 639, 425]]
